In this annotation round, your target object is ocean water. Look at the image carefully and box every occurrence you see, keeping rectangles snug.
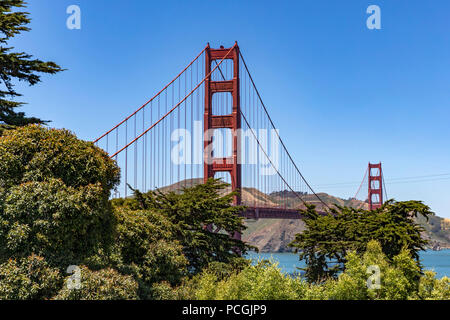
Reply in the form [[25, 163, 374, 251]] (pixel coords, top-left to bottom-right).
[[246, 249, 450, 279]]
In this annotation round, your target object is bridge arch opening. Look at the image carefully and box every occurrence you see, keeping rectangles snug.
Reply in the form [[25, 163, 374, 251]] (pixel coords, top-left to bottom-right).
[[212, 92, 233, 116]]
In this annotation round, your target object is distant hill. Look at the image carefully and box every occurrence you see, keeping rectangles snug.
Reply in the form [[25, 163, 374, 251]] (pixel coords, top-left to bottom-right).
[[155, 179, 450, 252], [242, 191, 450, 252]]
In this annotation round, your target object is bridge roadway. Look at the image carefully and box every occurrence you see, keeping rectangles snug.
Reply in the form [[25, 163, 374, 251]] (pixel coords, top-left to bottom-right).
[[241, 207, 328, 219]]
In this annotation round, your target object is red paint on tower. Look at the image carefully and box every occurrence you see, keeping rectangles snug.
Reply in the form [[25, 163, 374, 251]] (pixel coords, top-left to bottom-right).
[[368, 162, 384, 210]]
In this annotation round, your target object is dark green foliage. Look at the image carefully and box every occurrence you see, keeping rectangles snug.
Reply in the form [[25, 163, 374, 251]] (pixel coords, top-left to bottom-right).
[[0, 254, 62, 300], [0, 125, 120, 269], [110, 208, 188, 298], [55, 266, 139, 300], [0, 0, 64, 126], [203, 258, 251, 281], [289, 200, 433, 283], [127, 178, 255, 275], [0, 179, 116, 267]]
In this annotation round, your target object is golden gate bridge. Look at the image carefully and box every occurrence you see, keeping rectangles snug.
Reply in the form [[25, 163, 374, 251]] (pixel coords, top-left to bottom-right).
[[93, 42, 386, 238]]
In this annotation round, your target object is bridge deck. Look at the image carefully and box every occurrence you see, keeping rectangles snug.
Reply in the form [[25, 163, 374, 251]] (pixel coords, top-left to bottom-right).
[[242, 207, 327, 219]]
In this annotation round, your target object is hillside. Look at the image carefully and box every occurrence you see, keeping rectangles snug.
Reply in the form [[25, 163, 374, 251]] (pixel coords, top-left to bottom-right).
[[156, 179, 450, 252], [242, 192, 450, 252]]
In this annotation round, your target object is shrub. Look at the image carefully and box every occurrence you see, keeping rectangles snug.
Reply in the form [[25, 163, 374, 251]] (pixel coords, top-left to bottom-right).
[[0, 255, 62, 300], [190, 260, 305, 300], [0, 126, 120, 268], [0, 179, 116, 267], [305, 241, 424, 300], [54, 266, 139, 300], [415, 271, 450, 300]]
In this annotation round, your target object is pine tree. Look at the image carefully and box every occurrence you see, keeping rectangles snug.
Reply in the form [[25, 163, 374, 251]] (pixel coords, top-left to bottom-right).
[[0, 0, 63, 127]]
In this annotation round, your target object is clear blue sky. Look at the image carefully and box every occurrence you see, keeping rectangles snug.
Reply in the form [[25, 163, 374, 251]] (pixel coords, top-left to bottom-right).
[[11, 0, 450, 217]]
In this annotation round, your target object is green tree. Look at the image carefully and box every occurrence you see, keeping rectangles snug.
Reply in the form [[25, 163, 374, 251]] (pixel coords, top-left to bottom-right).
[[0, 125, 120, 268], [289, 200, 433, 283], [125, 178, 254, 275], [0, 0, 63, 127]]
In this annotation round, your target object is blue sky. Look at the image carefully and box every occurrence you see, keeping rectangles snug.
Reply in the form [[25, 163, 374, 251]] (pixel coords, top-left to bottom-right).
[[10, 0, 450, 217]]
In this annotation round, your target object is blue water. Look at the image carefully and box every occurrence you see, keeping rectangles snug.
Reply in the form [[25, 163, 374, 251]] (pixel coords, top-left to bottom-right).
[[246, 249, 450, 279]]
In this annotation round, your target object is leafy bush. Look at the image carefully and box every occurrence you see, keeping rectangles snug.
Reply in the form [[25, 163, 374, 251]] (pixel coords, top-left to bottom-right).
[[0, 255, 62, 300], [0, 179, 116, 267], [0, 126, 120, 269], [184, 260, 305, 300], [415, 271, 450, 300], [54, 266, 139, 300], [326, 240, 421, 300]]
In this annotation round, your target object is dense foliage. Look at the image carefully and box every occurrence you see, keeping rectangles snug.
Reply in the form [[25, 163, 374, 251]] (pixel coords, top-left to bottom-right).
[[0, 254, 62, 300], [0, 0, 63, 127], [0, 126, 252, 299], [118, 179, 254, 275], [0, 126, 119, 267], [289, 201, 433, 283], [0, 125, 119, 191], [176, 241, 449, 300], [54, 266, 139, 300], [107, 207, 188, 299]]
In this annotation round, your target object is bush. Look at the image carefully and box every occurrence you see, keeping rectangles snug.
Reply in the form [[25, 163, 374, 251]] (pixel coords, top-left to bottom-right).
[[0, 179, 116, 267], [0, 126, 120, 268], [54, 266, 139, 300], [189, 260, 305, 300], [327, 240, 421, 300], [415, 271, 450, 300], [0, 255, 62, 300]]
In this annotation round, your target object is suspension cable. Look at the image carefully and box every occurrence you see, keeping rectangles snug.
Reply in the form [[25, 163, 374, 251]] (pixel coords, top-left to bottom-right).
[[109, 44, 237, 159], [354, 166, 368, 199], [239, 50, 330, 210], [94, 45, 209, 143]]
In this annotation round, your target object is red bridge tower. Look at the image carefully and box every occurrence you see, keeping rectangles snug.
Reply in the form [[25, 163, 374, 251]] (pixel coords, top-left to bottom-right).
[[368, 162, 384, 210], [204, 43, 242, 239]]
